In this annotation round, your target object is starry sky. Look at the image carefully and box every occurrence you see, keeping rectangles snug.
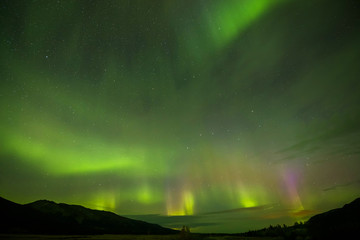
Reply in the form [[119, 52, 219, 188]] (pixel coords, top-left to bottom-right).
[[1, 0, 360, 233]]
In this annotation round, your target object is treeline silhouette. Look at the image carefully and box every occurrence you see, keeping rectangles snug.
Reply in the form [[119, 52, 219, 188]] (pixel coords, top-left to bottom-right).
[[240, 222, 307, 240]]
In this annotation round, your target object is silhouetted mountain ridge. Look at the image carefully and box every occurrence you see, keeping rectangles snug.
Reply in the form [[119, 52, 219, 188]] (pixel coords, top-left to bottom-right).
[[306, 197, 360, 239], [0, 196, 177, 235]]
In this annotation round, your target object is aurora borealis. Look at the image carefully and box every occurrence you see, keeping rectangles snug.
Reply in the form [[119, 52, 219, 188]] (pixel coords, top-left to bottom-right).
[[1, 0, 360, 233]]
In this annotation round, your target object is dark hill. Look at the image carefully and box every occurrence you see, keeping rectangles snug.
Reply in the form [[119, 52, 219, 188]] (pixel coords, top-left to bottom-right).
[[306, 197, 360, 239], [0, 196, 51, 234], [0, 196, 177, 235], [238, 197, 360, 239]]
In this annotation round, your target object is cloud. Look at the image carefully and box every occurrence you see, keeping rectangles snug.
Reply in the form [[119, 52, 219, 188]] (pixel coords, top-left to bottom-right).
[[323, 180, 360, 192], [275, 123, 360, 163], [260, 208, 318, 220], [124, 214, 219, 229], [204, 204, 275, 215]]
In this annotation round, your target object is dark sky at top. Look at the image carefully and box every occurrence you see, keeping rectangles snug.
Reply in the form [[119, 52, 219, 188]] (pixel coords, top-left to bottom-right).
[[1, 0, 360, 233]]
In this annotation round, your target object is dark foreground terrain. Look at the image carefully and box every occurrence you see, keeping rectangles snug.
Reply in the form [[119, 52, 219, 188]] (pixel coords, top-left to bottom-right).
[[0, 235, 281, 240], [1, 197, 359, 240], [0, 197, 176, 235]]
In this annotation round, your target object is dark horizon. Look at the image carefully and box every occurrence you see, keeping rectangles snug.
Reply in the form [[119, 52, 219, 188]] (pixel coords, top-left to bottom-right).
[[1, 195, 360, 239]]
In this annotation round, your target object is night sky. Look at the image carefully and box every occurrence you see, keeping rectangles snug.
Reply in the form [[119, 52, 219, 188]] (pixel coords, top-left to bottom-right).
[[1, 0, 360, 233]]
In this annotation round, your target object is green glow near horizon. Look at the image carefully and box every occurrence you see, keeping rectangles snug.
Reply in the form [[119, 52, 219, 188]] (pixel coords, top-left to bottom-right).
[[90, 192, 117, 212]]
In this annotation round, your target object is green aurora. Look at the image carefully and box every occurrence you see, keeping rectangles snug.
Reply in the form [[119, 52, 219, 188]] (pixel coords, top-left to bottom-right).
[[1, 0, 360, 233]]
